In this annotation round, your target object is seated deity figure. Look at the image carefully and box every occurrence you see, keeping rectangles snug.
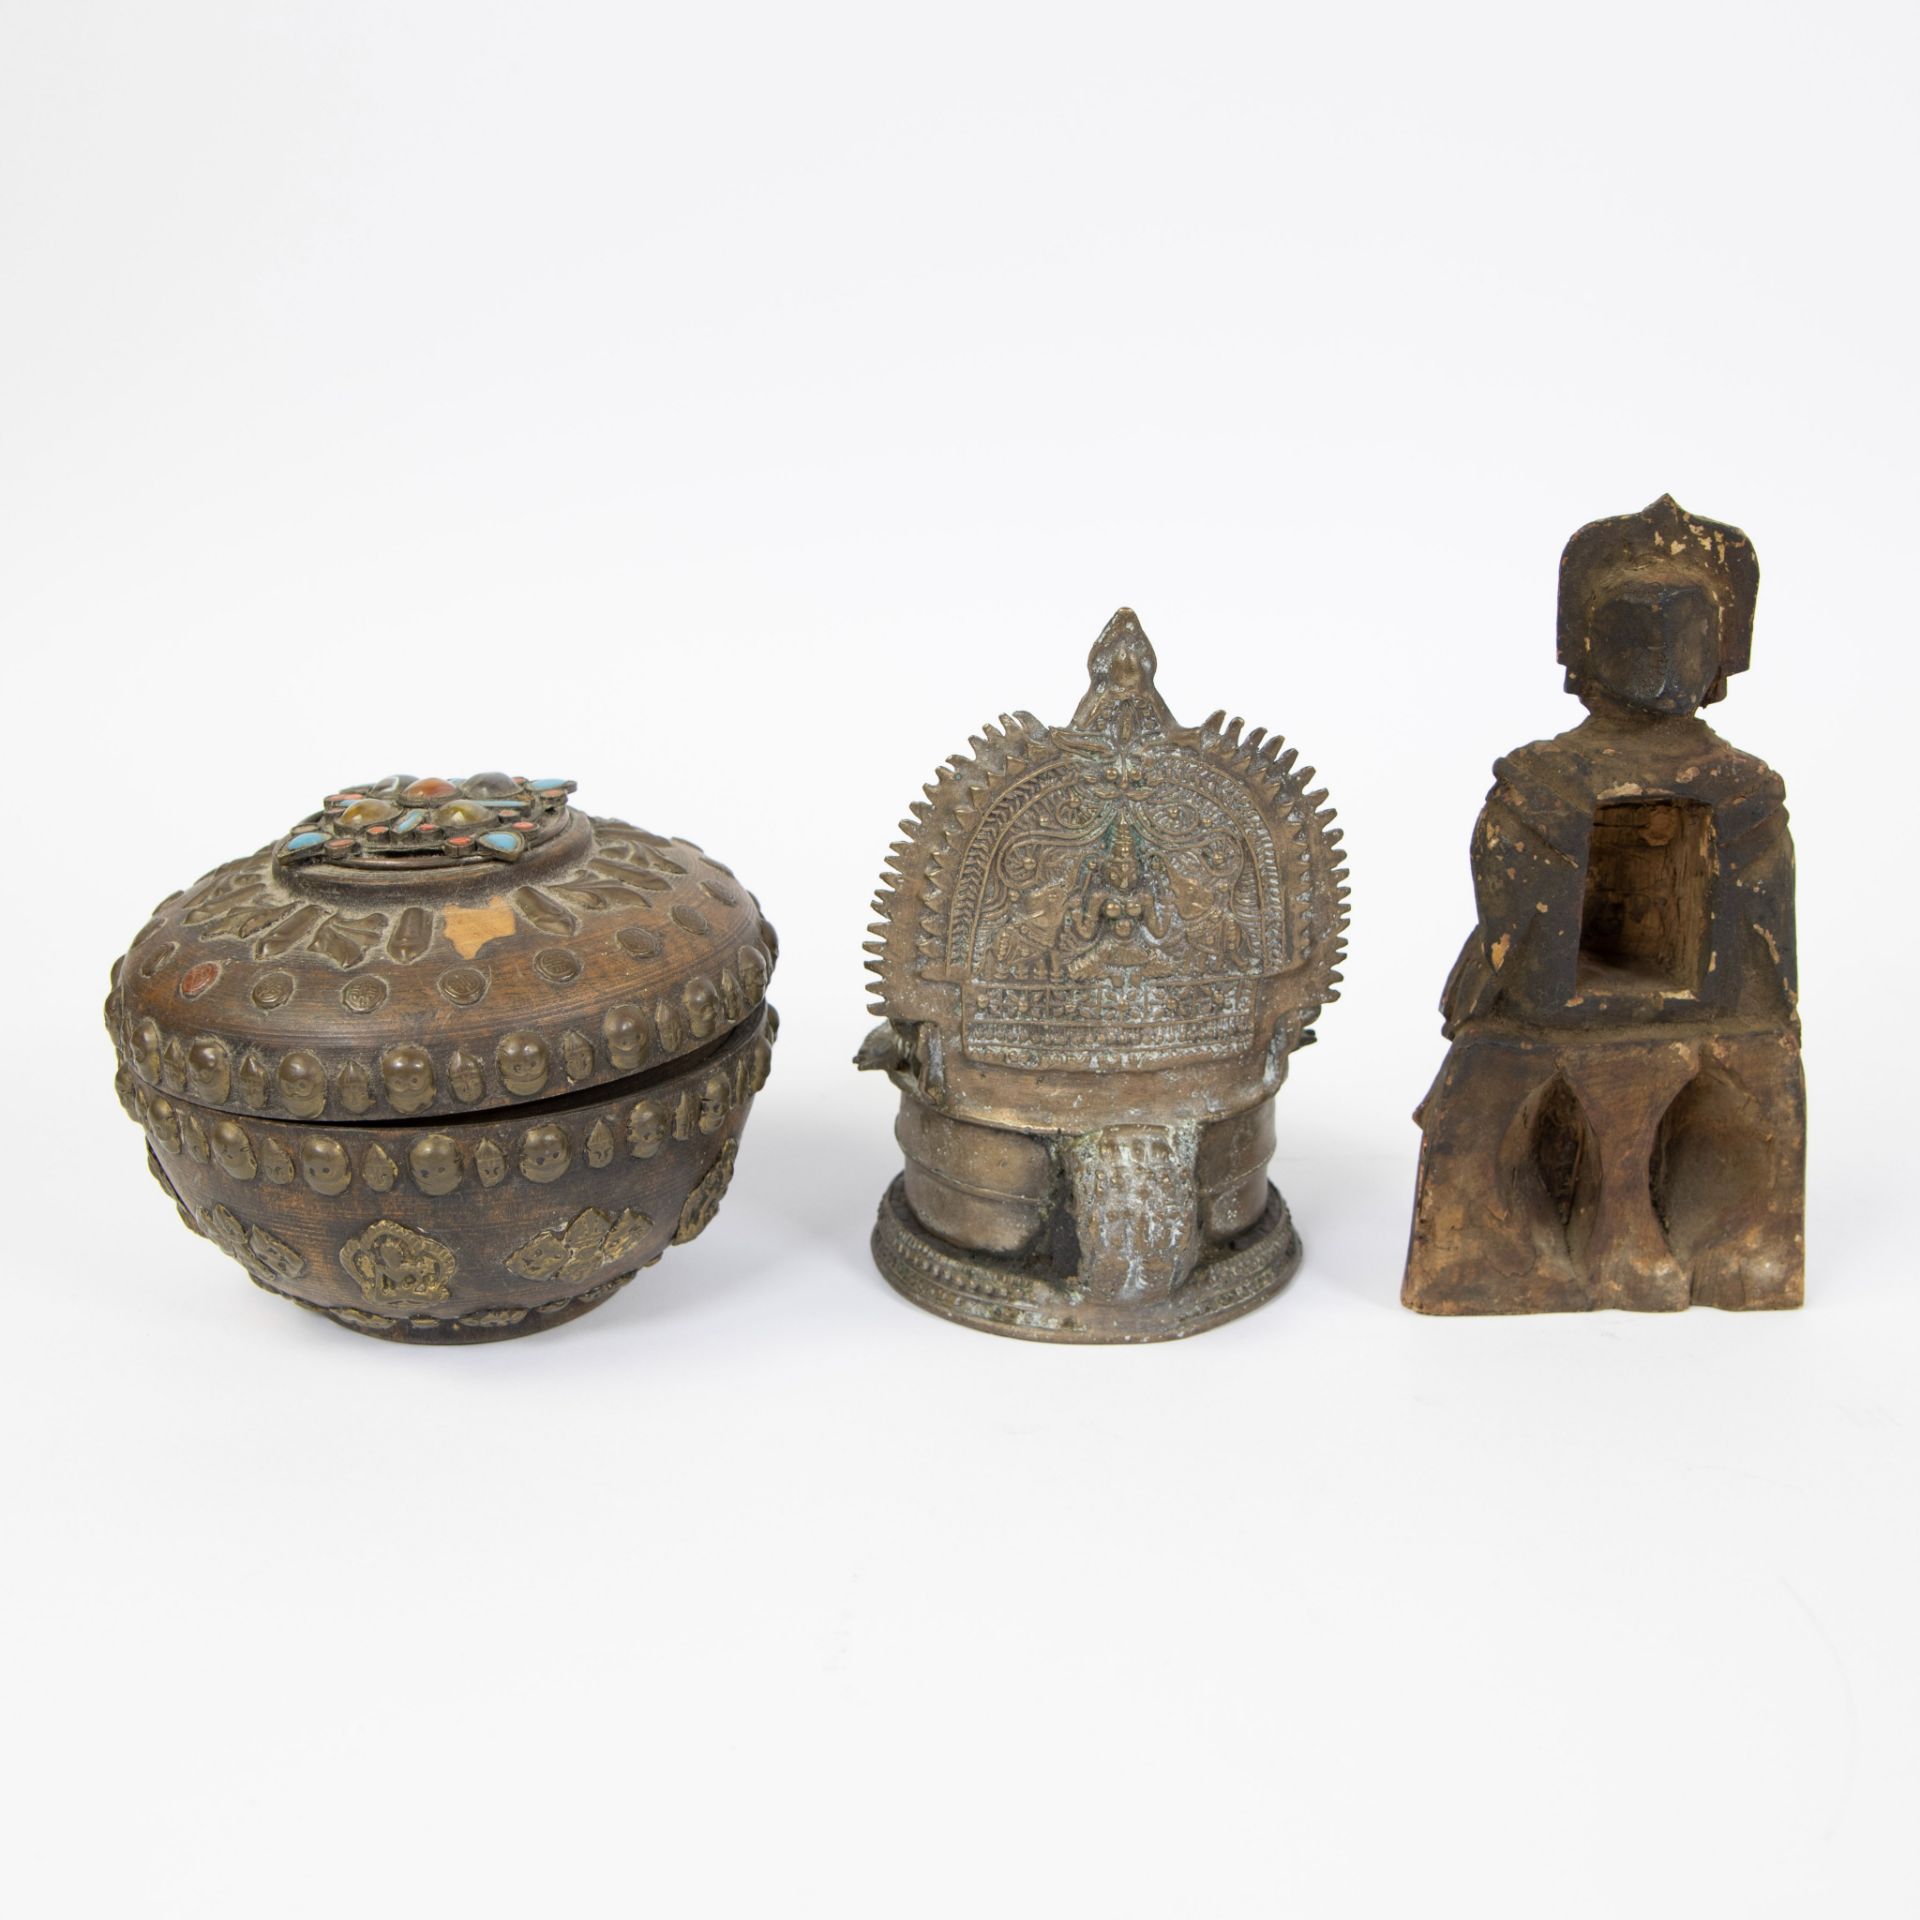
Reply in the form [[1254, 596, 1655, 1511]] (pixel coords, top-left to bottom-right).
[[1160, 837, 1253, 975], [1063, 821, 1173, 978], [1403, 496, 1805, 1314], [988, 842, 1080, 980]]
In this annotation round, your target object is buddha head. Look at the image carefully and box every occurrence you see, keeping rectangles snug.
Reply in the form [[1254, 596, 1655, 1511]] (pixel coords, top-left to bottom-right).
[[1558, 495, 1758, 717]]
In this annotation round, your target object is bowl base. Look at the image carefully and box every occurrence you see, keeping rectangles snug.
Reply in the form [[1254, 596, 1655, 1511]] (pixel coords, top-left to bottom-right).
[[251, 1268, 642, 1344]]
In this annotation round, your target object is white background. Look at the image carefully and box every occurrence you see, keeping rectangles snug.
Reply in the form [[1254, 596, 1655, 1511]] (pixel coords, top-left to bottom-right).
[[3, 3, 1914, 1914]]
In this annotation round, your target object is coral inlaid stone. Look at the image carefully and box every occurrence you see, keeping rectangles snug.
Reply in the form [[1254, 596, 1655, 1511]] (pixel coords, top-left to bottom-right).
[[179, 961, 221, 999]]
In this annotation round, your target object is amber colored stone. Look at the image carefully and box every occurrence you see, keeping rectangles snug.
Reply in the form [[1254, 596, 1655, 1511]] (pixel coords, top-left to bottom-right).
[[403, 777, 458, 801], [434, 800, 493, 827]]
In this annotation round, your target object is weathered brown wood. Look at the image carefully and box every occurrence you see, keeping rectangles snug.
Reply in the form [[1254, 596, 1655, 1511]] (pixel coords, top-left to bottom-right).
[[858, 610, 1349, 1342], [109, 774, 777, 1341], [1403, 497, 1805, 1314]]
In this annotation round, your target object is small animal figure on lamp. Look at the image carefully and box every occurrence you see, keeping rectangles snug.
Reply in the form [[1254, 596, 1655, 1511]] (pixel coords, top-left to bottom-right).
[[1403, 496, 1804, 1314]]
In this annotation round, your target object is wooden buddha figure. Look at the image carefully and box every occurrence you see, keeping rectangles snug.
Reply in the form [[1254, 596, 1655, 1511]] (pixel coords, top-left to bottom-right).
[[1403, 496, 1804, 1314]]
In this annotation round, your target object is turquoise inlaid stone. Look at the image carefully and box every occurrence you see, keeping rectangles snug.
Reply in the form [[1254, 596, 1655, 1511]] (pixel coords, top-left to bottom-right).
[[283, 774, 573, 873]]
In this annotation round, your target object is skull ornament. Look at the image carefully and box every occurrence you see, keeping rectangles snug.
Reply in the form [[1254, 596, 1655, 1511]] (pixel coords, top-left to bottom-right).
[[683, 976, 721, 1040], [697, 1072, 731, 1135], [211, 1120, 257, 1181], [380, 1043, 436, 1115], [409, 1134, 462, 1196], [185, 1036, 230, 1106], [627, 1100, 669, 1159], [299, 1136, 351, 1196], [132, 1018, 163, 1082], [519, 1123, 572, 1183], [497, 1031, 551, 1098], [276, 1050, 327, 1120], [147, 1095, 182, 1155], [738, 944, 769, 1004], [603, 1004, 649, 1073]]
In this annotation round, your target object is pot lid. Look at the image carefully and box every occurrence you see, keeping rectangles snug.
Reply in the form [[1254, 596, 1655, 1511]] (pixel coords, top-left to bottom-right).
[[110, 773, 777, 1124]]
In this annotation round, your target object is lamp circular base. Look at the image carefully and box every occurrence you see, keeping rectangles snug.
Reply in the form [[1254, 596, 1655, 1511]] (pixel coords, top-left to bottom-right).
[[871, 1176, 1300, 1344]]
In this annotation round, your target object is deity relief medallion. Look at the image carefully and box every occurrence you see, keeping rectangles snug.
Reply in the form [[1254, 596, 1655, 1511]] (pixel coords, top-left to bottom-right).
[[339, 1219, 458, 1306], [858, 609, 1348, 1342]]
